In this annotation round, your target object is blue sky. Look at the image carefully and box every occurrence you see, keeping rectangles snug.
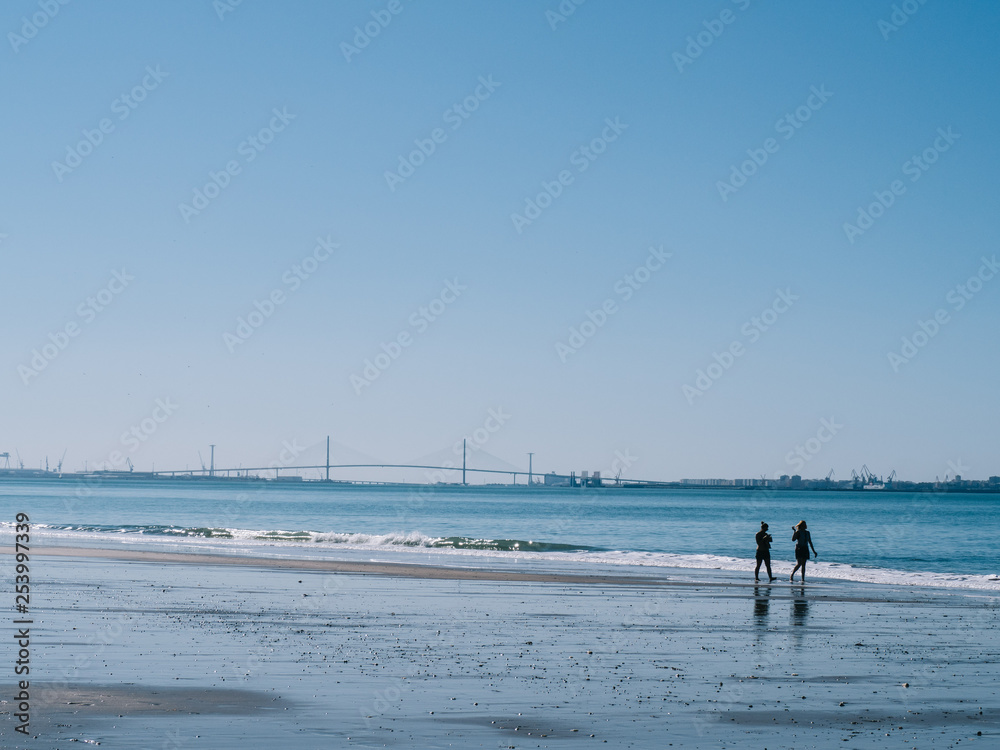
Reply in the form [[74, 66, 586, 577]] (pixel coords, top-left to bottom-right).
[[2, 0, 998, 482]]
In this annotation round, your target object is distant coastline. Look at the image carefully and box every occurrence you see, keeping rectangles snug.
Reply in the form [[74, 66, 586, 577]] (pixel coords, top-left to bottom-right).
[[1, 469, 998, 493]]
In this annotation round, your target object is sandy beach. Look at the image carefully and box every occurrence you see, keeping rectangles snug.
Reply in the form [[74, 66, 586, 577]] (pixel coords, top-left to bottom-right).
[[2, 547, 998, 749]]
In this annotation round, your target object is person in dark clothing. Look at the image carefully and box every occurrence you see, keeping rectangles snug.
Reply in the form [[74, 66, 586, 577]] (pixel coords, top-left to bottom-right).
[[789, 520, 818, 581], [754, 522, 775, 582]]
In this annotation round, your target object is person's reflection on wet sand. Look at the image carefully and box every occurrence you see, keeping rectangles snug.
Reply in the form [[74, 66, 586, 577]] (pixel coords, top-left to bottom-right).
[[791, 585, 810, 630], [753, 585, 771, 628]]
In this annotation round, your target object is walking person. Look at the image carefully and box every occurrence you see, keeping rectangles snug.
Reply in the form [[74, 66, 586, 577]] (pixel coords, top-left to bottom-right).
[[789, 520, 818, 582], [754, 522, 776, 582]]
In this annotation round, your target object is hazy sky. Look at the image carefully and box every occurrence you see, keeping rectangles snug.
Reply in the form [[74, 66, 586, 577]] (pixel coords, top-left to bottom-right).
[[3, 0, 998, 482]]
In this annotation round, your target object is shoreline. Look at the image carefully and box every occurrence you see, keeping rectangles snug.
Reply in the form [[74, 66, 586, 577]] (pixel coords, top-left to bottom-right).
[[16, 545, 679, 585], [7, 543, 1000, 595], [3, 545, 800, 587], [1, 545, 989, 598]]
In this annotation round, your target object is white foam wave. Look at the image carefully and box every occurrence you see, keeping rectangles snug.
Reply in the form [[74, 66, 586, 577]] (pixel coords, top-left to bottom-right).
[[310, 530, 440, 546]]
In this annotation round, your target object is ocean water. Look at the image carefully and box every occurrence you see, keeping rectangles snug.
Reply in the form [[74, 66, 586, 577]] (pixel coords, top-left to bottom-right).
[[1, 478, 998, 590]]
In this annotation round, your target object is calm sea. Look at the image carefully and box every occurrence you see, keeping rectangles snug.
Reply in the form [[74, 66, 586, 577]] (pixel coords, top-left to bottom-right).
[[2, 479, 997, 590]]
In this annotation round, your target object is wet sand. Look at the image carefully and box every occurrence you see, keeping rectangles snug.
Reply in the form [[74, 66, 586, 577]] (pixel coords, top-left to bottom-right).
[[1, 548, 998, 748]]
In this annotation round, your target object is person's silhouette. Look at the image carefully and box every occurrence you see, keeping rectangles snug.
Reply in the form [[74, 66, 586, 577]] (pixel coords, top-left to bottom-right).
[[789, 520, 818, 581], [754, 522, 776, 582]]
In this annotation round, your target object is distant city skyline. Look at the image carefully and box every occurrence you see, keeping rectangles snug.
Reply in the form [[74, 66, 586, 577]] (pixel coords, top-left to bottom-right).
[[3, 1, 999, 482]]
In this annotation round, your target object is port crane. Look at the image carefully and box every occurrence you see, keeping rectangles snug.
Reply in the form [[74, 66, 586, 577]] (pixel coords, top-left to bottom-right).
[[0, 452, 9, 469], [852, 465, 890, 489]]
